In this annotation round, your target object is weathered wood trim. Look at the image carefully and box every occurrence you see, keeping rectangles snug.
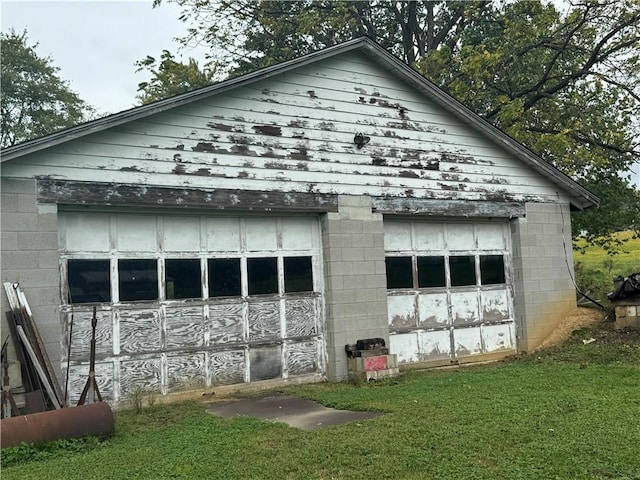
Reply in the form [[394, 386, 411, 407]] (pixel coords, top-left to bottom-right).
[[372, 197, 525, 218], [37, 180, 338, 213]]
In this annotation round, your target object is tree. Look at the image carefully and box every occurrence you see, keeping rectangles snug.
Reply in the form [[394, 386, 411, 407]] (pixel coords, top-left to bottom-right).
[[419, 1, 640, 247], [150, 0, 639, 247], [135, 50, 217, 104], [0, 30, 94, 148]]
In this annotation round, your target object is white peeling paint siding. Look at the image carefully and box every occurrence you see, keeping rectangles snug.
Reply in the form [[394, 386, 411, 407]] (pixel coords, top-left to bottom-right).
[[3, 51, 568, 205]]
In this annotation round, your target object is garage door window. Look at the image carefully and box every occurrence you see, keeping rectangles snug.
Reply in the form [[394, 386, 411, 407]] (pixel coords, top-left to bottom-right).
[[417, 256, 446, 288], [68, 259, 111, 303], [67, 254, 318, 304], [208, 258, 242, 297], [450, 256, 476, 287], [385, 254, 506, 290], [247, 257, 279, 295], [284, 256, 313, 293], [166, 259, 202, 299], [385, 257, 413, 288], [480, 255, 506, 285], [118, 259, 158, 302]]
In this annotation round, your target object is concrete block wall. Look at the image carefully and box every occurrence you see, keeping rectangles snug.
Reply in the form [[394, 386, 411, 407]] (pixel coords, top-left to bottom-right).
[[321, 195, 389, 380], [1, 178, 62, 383], [510, 202, 577, 351]]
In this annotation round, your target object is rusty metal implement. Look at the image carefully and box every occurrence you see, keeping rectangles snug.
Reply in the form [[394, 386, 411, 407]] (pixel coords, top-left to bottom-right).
[[0, 402, 114, 448]]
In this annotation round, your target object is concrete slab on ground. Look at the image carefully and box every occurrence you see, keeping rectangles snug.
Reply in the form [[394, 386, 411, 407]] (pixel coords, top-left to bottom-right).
[[206, 395, 381, 431]]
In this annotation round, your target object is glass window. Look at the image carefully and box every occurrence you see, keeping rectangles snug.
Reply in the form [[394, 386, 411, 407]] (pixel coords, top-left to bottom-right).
[[284, 256, 313, 293], [118, 259, 158, 302], [449, 256, 476, 287], [68, 259, 111, 303], [247, 257, 278, 295], [480, 255, 506, 285], [208, 258, 241, 297], [165, 259, 202, 299], [417, 256, 446, 288], [385, 257, 413, 289]]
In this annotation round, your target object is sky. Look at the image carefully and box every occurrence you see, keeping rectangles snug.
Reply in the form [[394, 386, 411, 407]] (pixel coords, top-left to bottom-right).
[[1, 0, 209, 115], [1, 0, 638, 187]]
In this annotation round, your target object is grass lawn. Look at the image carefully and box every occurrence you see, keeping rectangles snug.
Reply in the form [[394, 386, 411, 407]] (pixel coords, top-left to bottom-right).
[[573, 231, 640, 273], [573, 232, 640, 282], [3, 324, 640, 480]]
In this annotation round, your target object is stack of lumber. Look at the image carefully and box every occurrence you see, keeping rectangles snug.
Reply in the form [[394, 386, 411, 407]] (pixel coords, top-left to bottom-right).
[[2, 282, 63, 415]]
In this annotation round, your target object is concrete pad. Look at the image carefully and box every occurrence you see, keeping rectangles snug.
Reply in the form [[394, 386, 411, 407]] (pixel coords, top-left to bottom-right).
[[206, 395, 381, 431]]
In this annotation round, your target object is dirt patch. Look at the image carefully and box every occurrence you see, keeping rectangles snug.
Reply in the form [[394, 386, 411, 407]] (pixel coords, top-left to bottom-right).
[[535, 307, 606, 350]]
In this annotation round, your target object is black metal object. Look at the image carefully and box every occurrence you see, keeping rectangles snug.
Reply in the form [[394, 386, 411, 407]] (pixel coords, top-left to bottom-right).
[[609, 272, 640, 300], [345, 338, 388, 358], [353, 133, 370, 149], [77, 307, 103, 405]]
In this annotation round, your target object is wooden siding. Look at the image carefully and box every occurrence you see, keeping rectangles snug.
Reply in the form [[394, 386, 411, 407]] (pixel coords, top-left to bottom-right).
[[3, 51, 569, 205], [38, 180, 339, 212]]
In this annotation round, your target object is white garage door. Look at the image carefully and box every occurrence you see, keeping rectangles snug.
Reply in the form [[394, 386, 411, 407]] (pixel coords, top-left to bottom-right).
[[384, 220, 516, 365], [59, 211, 324, 404]]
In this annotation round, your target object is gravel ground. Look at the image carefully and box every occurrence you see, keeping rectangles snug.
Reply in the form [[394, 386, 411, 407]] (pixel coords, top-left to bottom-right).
[[535, 306, 606, 350]]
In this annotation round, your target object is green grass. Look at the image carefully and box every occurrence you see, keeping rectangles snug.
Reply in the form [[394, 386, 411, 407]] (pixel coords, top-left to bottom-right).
[[573, 231, 640, 303], [574, 231, 640, 271], [3, 324, 640, 480]]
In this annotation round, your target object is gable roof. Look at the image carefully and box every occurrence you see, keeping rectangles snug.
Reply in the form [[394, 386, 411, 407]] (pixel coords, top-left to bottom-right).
[[1, 37, 598, 209]]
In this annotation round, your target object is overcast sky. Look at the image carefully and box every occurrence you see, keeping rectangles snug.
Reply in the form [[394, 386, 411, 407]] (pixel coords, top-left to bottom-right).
[[2, 0, 638, 187], [1, 0, 208, 115]]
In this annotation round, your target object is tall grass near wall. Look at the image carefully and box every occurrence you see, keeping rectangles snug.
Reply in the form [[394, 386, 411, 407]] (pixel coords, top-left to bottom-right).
[[573, 231, 640, 304]]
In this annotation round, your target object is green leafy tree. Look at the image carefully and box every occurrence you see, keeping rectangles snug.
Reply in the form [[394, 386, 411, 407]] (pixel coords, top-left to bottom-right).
[[135, 50, 217, 104], [417, 1, 640, 247], [153, 0, 491, 76], [150, 0, 639, 247], [0, 29, 93, 148]]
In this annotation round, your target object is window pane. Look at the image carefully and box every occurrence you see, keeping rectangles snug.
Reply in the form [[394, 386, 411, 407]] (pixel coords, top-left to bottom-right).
[[385, 257, 413, 289], [247, 257, 278, 295], [208, 258, 241, 297], [450, 256, 476, 286], [480, 255, 506, 285], [68, 259, 111, 303], [165, 259, 202, 299], [118, 259, 158, 301], [284, 256, 313, 293], [417, 256, 446, 288]]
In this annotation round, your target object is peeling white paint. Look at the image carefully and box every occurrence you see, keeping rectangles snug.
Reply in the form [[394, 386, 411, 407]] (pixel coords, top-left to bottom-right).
[[385, 219, 516, 364], [59, 212, 325, 404]]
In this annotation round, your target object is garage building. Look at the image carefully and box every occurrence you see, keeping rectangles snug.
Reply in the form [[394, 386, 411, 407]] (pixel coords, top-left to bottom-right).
[[0, 38, 598, 406]]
